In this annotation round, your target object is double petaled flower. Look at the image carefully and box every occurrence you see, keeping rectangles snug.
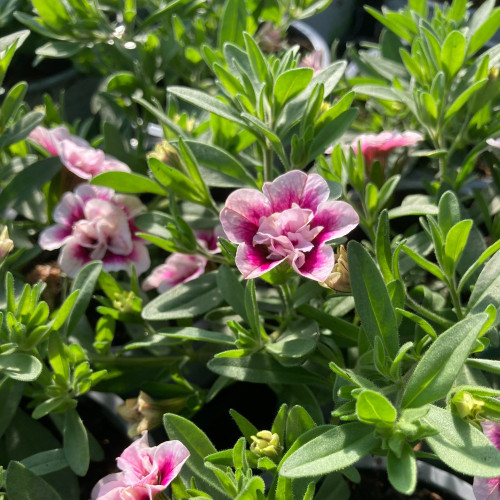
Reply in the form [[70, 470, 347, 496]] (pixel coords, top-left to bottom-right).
[[39, 185, 150, 277], [220, 171, 359, 282], [29, 125, 131, 180], [91, 432, 190, 500]]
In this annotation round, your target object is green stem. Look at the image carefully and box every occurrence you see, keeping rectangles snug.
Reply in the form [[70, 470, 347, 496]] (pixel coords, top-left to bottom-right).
[[448, 277, 464, 320], [90, 355, 184, 366], [406, 295, 454, 329], [263, 141, 273, 183]]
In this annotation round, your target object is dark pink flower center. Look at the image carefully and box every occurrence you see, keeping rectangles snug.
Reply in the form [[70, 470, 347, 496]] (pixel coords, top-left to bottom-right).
[[253, 205, 323, 269]]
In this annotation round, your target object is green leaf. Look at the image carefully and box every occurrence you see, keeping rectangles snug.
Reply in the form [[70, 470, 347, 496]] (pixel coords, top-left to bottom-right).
[[280, 423, 378, 478], [438, 191, 461, 237], [375, 210, 394, 283], [468, 7, 500, 55], [163, 413, 230, 498], [424, 405, 500, 476], [50, 290, 79, 332], [235, 476, 265, 499], [63, 408, 89, 476], [218, 0, 246, 48], [142, 273, 222, 320], [6, 461, 62, 500], [91, 171, 166, 195], [401, 245, 446, 281], [285, 405, 317, 449], [441, 31, 466, 79], [445, 79, 488, 120], [387, 442, 417, 495], [168, 86, 246, 126], [66, 261, 102, 334], [243, 32, 270, 86], [48, 332, 69, 380], [274, 68, 313, 110], [0, 81, 27, 127], [0, 110, 44, 152], [148, 157, 208, 205], [443, 220, 472, 276], [157, 326, 235, 345], [0, 353, 42, 381], [309, 108, 358, 161], [244, 279, 260, 338], [0, 156, 60, 215], [216, 265, 248, 321], [208, 352, 325, 385], [348, 241, 399, 359], [21, 449, 68, 476], [388, 204, 438, 219], [230, 409, 258, 444], [401, 314, 488, 408], [0, 378, 23, 438], [356, 390, 397, 424], [468, 251, 500, 315]]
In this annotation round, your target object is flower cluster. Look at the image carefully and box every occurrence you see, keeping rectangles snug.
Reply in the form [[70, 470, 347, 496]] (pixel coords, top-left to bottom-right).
[[39, 185, 150, 277], [29, 126, 131, 180], [91, 432, 190, 500], [220, 170, 359, 282]]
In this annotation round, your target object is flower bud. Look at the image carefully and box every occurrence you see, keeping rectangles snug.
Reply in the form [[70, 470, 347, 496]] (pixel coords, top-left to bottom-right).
[[250, 430, 282, 460], [118, 391, 187, 438], [0, 227, 14, 261], [452, 391, 485, 422], [320, 245, 351, 293], [147, 141, 182, 170], [112, 290, 140, 314]]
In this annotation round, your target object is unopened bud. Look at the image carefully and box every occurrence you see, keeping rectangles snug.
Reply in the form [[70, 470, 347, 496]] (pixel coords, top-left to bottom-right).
[[250, 430, 282, 460], [321, 246, 350, 293], [0, 227, 13, 261], [452, 391, 485, 421], [112, 290, 140, 314], [489, 66, 499, 82], [147, 141, 182, 170], [118, 391, 187, 438]]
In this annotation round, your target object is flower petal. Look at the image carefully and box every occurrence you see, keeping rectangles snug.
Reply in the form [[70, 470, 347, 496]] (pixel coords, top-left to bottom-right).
[[262, 170, 307, 212], [102, 241, 151, 276], [235, 242, 284, 279], [153, 440, 190, 487], [473, 476, 500, 500], [39, 225, 72, 250], [296, 244, 334, 282], [312, 200, 359, 244], [91, 472, 127, 500], [53, 191, 84, 226], [220, 188, 271, 244]]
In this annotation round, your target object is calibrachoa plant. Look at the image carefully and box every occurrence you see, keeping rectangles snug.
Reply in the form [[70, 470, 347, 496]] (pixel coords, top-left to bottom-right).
[[1, 0, 500, 499]]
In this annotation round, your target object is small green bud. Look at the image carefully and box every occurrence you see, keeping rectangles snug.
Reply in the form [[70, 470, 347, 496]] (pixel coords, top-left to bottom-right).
[[250, 430, 282, 460], [451, 391, 485, 422]]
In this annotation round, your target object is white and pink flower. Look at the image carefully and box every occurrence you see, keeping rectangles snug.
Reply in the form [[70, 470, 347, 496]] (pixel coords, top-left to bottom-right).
[[91, 431, 190, 500], [473, 420, 500, 500], [142, 227, 224, 293], [29, 125, 131, 179], [346, 131, 423, 166], [39, 184, 150, 278], [219, 170, 359, 282]]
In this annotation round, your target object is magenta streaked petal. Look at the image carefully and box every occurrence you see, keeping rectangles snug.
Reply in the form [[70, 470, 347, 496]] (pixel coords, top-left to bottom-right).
[[91, 472, 127, 500], [312, 200, 359, 244], [262, 170, 308, 212], [142, 253, 206, 292], [116, 432, 150, 475], [39, 225, 72, 250], [299, 173, 330, 211], [153, 440, 190, 486], [223, 188, 272, 226], [58, 239, 91, 277], [235, 242, 284, 279], [102, 241, 151, 276], [295, 244, 334, 282], [29, 126, 73, 156], [75, 184, 114, 203], [473, 476, 500, 500], [53, 191, 84, 226], [220, 207, 259, 245]]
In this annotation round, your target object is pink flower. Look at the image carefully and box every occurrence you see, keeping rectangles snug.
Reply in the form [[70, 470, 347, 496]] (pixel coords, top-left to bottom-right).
[[142, 227, 224, 293], [298, 50, 324, 75], [142, 253, 207, 293], [219, 170, 359, 282], [29, 125, 131, 179], [473, 420, 500, 500], [39, 184, 150, 278], [91, 432, 190, 500], [487, 138, 500, 149], [347, 131, 423, 166]]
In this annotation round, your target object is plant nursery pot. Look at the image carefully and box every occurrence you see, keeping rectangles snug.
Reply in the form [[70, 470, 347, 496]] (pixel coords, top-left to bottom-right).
[[355, 455, 475, 500], [301, 0, 360, 44]]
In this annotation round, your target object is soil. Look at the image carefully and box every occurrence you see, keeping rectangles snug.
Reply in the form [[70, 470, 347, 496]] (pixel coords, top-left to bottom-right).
[[350, 467, 470, 500]]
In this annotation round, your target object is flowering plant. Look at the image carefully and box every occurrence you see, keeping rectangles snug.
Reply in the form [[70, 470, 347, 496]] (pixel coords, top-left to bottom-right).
[[0, 0, 500, 499]]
